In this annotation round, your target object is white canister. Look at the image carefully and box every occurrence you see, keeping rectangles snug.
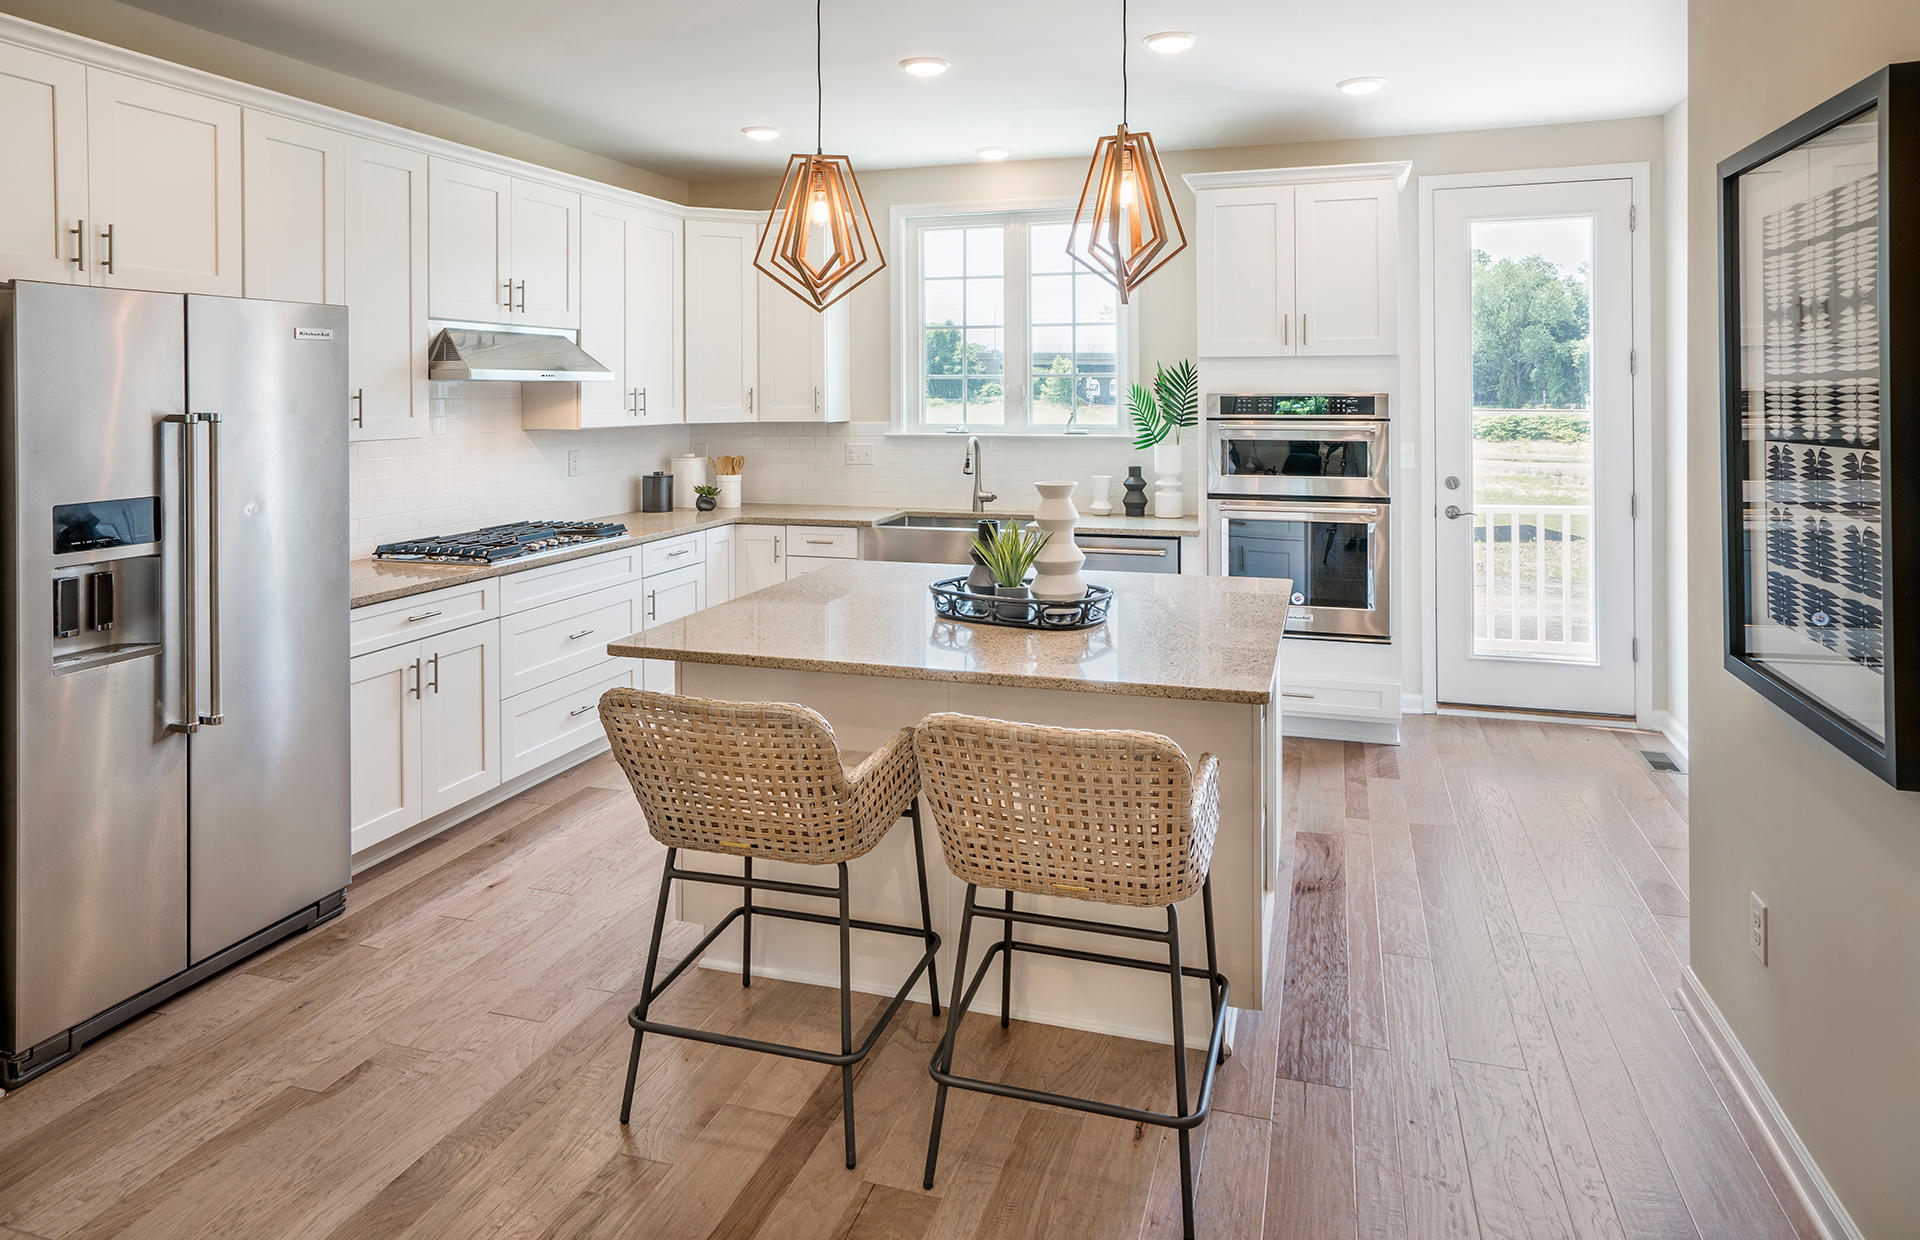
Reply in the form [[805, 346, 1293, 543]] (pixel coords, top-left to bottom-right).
[[671, 454, 708, 510], [715, 474, 742, 508]]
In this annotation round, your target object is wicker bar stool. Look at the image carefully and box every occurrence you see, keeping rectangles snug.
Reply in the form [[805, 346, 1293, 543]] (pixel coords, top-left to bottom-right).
[[913, 713, 1230, 1240], [598, 688, 942, 1169]]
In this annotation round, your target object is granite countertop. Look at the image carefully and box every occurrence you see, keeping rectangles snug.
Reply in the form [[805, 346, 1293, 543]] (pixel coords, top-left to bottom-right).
[[349, 503, 1203, 609], [606, 560, 1289, 705]]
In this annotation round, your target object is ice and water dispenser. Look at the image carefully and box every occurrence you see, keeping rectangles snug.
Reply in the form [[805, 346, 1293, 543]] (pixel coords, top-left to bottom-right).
[[50, 496, 163, 672]]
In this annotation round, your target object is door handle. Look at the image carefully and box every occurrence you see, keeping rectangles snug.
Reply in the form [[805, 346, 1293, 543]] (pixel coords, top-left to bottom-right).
[[746, 386, 754, 415], [814, 386, 821, 413], [199, 413, 224, 725], [638, 387, 647, 417], [772, 535, 781, 562], [515, 280, 526, 313], [1282, 313, 1288, 346], [101, 223, 116, 276], [163, 413, 201, 733], [427, 652, 440, 694], [503, 280, 514, 309], [409, 657, 423, 700], [1300, 313, 1307, 346], [1444, 504, 1476, 520], [350, 388, 365, 428], [70, 219, 85, 272], [647, 590, 657, 622]]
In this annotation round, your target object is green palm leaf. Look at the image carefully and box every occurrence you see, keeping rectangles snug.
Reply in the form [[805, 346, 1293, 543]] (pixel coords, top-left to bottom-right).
[[1128, 381, 1164, 450], [1153, 360, 1199, 443]]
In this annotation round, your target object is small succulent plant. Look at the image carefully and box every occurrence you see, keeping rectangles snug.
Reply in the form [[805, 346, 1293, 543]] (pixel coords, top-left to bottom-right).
[[969, 520, 1051, 589]]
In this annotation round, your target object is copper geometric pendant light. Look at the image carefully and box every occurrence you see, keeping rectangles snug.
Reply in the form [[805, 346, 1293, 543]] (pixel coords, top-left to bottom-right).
[[754, 0, 885, 312], [1068, 0, 1185, 304]]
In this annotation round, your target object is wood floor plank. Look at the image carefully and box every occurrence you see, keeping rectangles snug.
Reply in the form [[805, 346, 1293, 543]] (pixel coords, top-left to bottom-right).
[[533, 1152, 671, 1240], [1453, 763, 1569, 941], [1349, 1045, 1409, 1240], [847, 1184, 940, 1240], [1288, 738, 1348, 837], [1558, 779, 1689, 919], [1274, 832, 1352, 1087], [1345, 822, 1390, 1051], [1396, 720, 1459, 828], [1559, 904, 1799, 1239], [1344, 741, 1372, 819], [1365, 777, 1432, 958], [1381, 954, 1479, 1240], [1179, 1109, 1267, 1240], [1410, 822, 1524, 1069], [1451, 1059, 1577, 1240], [1265, 1080, 1357, 1240], [1041, 1036, 1184, 1240], [1510, 1014, 1628, 1240]]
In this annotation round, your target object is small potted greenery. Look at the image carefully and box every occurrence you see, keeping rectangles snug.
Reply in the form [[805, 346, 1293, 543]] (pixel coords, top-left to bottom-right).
[[693, 483, 719, 512], [1128, 359, 1199, 518], [969, 520, 1051, 621]]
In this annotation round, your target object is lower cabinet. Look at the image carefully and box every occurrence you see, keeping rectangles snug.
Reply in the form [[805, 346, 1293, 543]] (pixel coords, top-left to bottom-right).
[[705, 526, 735, 606], [735, 525, 783, 596], [641, 562, 704, 693], [349, 619, 502, 852], [501, 659, 638, 780]]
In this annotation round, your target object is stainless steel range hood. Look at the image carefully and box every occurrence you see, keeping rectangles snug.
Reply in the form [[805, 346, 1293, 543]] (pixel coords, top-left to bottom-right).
[[428, 321, 613, 382]]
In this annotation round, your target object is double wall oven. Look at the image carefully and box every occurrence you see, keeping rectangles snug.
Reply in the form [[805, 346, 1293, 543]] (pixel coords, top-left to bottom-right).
[[1207, 393, 1390, 641]]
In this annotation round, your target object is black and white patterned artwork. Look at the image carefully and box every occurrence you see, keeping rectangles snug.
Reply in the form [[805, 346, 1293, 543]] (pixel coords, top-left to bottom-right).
[[1759, 170, 1885, 672]]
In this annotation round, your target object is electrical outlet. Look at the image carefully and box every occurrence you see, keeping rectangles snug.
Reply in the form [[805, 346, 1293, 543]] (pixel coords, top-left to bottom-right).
[[1750, 892, 1768, 964], [691, 441, 708, 460], [566, 449, 583, 478], [844, 440, 876, 465]]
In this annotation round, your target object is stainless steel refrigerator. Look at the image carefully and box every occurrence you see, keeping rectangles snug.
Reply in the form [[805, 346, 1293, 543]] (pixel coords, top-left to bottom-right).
[[2, 281, 350, 1086]]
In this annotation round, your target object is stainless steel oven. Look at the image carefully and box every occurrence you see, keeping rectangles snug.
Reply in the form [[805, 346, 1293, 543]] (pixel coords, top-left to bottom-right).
[[1207, 393, 1389, 500], [1211, 500, 1390, 641]]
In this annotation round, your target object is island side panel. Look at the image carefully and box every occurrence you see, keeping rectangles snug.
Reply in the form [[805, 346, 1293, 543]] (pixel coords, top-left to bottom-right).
[[671, 661, 1275, 1048]]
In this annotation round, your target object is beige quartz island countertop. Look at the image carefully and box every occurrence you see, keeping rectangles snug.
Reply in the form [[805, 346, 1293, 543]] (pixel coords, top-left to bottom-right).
[[349, 503, 1201, 609], [607, 559, 1289, 705]]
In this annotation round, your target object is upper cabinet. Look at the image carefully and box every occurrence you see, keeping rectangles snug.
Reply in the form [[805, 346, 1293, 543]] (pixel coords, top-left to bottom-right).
[[241, 110, 345, 304], [684, 217, 759, 423], [1189, 165, 1406, 358], [758, 277, 849, 422], [428, 157, 579, 328], [344, 137, 429, 443], [86, 69, 243, 296], [522, 197, 683, 430], [0, 43, 88, 284]]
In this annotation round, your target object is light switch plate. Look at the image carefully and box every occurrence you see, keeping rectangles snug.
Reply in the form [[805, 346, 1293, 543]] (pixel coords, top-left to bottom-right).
[[1750, 892, 1768, 964], [566, 449, 583, 477], [845, 440, 876, 465]]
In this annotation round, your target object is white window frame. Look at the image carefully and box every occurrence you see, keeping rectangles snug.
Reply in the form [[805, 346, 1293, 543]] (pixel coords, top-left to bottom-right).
[[889, 198, 1140, 436]]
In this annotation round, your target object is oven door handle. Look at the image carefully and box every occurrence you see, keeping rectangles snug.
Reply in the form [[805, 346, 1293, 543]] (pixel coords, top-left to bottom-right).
[[1209, 418, 1386, 439], [1216, 500, 1383, 521]]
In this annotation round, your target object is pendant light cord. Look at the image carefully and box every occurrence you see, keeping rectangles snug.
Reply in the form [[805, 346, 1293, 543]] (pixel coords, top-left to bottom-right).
[[1121, 0, 1128, 126], [815, 0, 824, 154]]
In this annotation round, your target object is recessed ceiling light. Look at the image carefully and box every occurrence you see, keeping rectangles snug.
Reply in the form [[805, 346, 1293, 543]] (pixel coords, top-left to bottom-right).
[[976, 146, 1011, 161], [741, 125, 781, 141], [1336, 76, 1386, 97], [1144, 31, 1197, 54], [900, 57, 951, 77]]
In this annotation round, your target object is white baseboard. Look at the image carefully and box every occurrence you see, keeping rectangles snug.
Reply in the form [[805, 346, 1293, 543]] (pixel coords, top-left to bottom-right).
[[1677, 970, 1862, 1240], [1282, 715, 1401, 744], [1401, 691, 1433, 715], [1648, 709, 1689, 769]]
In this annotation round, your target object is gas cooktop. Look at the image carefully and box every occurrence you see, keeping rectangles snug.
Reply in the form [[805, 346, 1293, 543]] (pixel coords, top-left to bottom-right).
[[373, 520, 629, 564]]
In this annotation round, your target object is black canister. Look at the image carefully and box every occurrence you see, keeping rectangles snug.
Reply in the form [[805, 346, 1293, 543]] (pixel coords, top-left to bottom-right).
[[640, 471, 674, 512]]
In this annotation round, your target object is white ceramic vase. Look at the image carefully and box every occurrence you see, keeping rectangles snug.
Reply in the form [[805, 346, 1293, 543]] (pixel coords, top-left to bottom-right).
[[1028, 481, 1087, 602], [1087, 474, 1114, 516], [715, 474, 742, 509], [1151, 440, 1184, 519]]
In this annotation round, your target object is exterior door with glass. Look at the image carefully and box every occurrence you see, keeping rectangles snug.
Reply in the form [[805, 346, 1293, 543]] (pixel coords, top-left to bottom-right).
[[1432, 178, 1637, 715]]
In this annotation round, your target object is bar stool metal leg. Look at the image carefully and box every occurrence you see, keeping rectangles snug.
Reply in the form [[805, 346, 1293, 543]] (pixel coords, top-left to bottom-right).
[[1167, 901, 1194, 1240], [741, 856, 754, 988], [999, 890, 1015, 1029], [907, 801, 942, 1016], [620, 846, 679, 1126], [923, 883, 979, 1190], [837, 860, 857, 1168]]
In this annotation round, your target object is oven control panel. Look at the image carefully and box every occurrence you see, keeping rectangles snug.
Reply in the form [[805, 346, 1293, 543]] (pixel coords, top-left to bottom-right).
[[1210, 393, 1384, 419]]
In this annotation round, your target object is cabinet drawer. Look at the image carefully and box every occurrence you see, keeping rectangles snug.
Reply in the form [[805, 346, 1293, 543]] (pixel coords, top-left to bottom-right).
[[499, 546, 642, 614], [502, 580, 643, 698], [640, 532, 704, 577], [501, 659, 638, 781], [350, 580, 497, 656], [1277, 677, 1400, 721], [784, 525, 857, 558]]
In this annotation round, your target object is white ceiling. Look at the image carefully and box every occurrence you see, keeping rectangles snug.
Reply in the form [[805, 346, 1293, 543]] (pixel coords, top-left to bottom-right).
[[113, 0, 1687, 184]]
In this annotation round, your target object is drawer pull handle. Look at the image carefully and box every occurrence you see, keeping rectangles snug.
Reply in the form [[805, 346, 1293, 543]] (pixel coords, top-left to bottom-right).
[[568, 703, 597, 717], [567, 628, 595, 641], [667, 547, 692, 557], [805, 538, 835, 546], [405, 610, 443, 623], [1282, 690, 1316, 700]]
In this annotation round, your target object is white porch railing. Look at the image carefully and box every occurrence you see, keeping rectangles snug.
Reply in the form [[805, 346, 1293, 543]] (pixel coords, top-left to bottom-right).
[[1473, 504, 1595, 657]]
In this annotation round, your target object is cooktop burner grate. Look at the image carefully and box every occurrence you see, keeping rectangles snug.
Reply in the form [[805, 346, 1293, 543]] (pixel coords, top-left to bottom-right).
[[373, 520, 629, 564]]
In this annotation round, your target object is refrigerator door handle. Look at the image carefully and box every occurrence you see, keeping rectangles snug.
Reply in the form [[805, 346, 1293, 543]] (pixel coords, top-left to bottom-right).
[[199, 412, 224, 726], [164, 413, 201, 734]]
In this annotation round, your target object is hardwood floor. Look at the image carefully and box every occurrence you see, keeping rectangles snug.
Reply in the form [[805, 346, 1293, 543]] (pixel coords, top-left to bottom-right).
[[0, 716, 1817, 1239]]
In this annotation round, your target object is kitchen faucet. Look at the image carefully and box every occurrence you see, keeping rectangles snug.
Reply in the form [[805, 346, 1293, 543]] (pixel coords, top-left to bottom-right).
[[964, 435, 997, 512]]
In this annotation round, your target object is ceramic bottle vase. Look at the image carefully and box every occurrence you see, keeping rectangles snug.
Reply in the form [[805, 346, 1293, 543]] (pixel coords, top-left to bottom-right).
[[1152, 439, 1184, 519], [1122, 466, 1148, 517], [1087, 474, 1114, 516], [1028, 481, 1087, 602]]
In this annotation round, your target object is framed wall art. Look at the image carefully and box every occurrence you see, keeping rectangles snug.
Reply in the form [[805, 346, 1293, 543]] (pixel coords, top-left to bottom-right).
[[1719, 62, 1920, 788]]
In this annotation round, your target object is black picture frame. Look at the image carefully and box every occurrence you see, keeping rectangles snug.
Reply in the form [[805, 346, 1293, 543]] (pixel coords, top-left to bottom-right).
[[1719, 62, 1920, 789]]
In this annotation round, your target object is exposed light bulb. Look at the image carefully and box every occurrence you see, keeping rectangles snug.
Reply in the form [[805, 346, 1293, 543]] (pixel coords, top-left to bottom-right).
[[1336, 76, 1386, 96], [1143, 30, 1197, 54], [1119, 173, 1137, 206], [809, 188, 831, 224]]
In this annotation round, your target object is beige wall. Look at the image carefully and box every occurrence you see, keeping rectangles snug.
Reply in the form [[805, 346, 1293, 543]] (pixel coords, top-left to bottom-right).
[[1688, 4, 1920, 1235], [0, 0, 689, 201], [695, 116, 1680, 718]]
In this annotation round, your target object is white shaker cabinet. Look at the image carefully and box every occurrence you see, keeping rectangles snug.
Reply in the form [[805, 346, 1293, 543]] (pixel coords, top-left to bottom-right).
[[508, 177, 581, 329], [241, 110, 345, 304], [758, 280, 850, 422], [704, 526, 735, 607], [640, 563, 704, 694], [628, 207, 685, 424], [685, 217, 760, 423], [428, 157, 513, 323], [86, 69, 244, 295], [344, 137, 430, 443], [0, 42, 88, 284], [1189, 166, 1405, 359], [734, 524, 784, 596], [418, 621, 503, 819], [348, 641, 425, 853]]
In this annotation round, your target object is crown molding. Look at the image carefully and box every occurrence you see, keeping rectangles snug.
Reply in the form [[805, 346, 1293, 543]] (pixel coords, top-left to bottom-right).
[[1181, 160, 1414, 192]]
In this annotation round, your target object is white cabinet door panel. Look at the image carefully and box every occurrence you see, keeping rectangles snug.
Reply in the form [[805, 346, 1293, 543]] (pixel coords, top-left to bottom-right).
[[0, 43, 88, 284], [685, 218, 758, 422], [510, 179, 580, 328], [86, 69, 243, 295], [734, 524, 783, 596], [1196, 187, 1293, 357], [631, 208, 684, 424], [241, 110, 345, 304], [428, 157, 512, 323], [349, 642, 422, 852], [419, 621, 502, 818], [345, 137, 429, 442], [705, 527, 735, 607], [758, 277, 826, 421], [570, 196, 637, 427], [1294, 180, 1396, 356]]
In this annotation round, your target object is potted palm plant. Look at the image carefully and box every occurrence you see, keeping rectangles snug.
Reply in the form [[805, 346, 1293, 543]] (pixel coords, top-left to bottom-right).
[[970, 520, 1052, 621], [1128, 359, 1199, 518]]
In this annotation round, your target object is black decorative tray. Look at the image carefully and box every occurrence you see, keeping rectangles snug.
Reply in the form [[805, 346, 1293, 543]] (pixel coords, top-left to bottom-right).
[[929, 576, 1112, 630]]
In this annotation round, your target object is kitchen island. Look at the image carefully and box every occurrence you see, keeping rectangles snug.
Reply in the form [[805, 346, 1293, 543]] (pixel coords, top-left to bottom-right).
[[607, 560, 1288, 1047]]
